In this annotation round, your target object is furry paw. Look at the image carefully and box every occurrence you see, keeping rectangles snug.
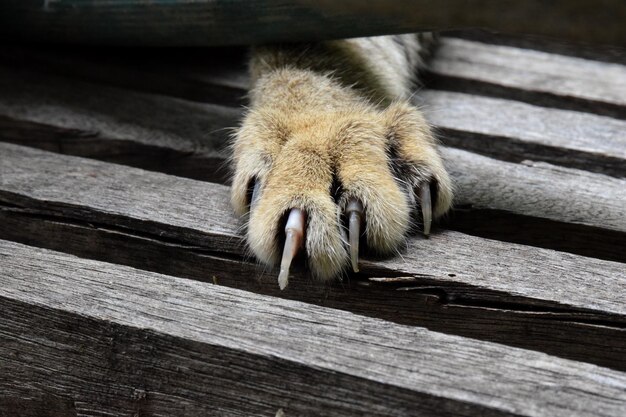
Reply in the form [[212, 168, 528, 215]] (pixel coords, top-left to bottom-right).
[[231, 70, 452, 288]]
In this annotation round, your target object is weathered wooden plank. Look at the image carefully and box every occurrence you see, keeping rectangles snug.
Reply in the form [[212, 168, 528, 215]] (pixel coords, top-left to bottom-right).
[[4, 36, 625, 119], [0, 66, 239, 183], [2, 205, 625, 372], [1, 142, 624, 314], [1, 1, 625, 46], [2, 239, 626, 417], [421, 91, 626, 177], [441, 147, 626, 262], [1, 143, 625, 372], [426, 38, 626, 118], [1, 47, 625, 257], [432, 38, 626, 105], [0, 143, 240, 253], [2, 70, 625, 261], [3, 58, 625, 179]]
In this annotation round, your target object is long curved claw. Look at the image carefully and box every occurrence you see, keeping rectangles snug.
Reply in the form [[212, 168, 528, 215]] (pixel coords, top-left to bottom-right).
[[346, 199, 363, 273], [278, 208, 305, 290], [419, 185, 432, 236]]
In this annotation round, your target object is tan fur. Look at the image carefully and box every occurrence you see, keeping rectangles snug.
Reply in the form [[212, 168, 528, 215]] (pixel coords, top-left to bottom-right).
[[231, 34, 453, 281]]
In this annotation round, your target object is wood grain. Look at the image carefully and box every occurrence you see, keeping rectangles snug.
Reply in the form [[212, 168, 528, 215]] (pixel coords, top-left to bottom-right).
[[3, 72, 625, 261], [2, 206, 625, 371], [1, 143, 625, 317], [1, 23, 624, 417], [421, 91, 626, 177], [2, 55, 625, 179], [425, 38, 626, 118], [442, 147, 626, 262], [2, 239, 626, 417]]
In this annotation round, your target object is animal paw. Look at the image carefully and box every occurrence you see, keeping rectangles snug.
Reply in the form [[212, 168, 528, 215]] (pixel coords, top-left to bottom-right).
[[231, 70, 452, 288]]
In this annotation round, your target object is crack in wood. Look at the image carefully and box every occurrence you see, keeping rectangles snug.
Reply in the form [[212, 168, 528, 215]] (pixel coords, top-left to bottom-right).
[[1, 203, 625, 371]]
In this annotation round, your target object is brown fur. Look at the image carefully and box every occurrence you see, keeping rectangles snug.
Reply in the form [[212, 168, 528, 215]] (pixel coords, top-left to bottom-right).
[[231, 34, 453, 281]]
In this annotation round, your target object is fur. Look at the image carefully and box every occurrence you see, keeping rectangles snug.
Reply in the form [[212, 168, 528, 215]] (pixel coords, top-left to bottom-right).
[[231, 34, 453, 281]]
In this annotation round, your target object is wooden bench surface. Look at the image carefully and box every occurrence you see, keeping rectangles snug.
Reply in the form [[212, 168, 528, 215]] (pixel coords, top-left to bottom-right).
[[0, 34, 625, 416]]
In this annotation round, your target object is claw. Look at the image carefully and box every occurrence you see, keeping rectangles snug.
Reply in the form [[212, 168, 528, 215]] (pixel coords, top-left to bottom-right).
[[278, 208, 305, 290], [250, 180, 262, 209], [346, 199, 363, 273], [419, 185, 432, 236]]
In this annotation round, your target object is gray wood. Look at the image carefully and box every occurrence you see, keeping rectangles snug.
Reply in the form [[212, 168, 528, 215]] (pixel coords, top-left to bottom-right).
[[447, 147, 626, 231], [431, 38, 626, 106], [446, 30, 626, 66], [1, 64, 625, 259], [3, 68, 625, 259], [421, 91, 626, 176], [426, 38, 626, 118], [0, 26, 624, 416], [0, 142, 240, 254], [0, 65, 240, 183], [3, 58, 625, 179], [3, 208, 625, 371], [0, 66, 238, 156], [442, 147, 626, 261], [1, 143, 625, 318], [2, 239, 626, 417], [1, 1, 625, 46]]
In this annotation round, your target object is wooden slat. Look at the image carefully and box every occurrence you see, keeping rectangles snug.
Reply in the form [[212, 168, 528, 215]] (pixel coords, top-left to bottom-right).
[[1, 143, 625, 371], [2, 239, 626, 417], [421, 91, 626, 177], [1, 67, 624, 261], [4, 38, 625, 117], [1, 1, 625, 46], [447, 148, 626, 230], [426, 38, 626, 118], [432, 38, 626, 105], [3, 56, 626, 178], [0, 66, 239, 183], [442, 147, 626, 262]]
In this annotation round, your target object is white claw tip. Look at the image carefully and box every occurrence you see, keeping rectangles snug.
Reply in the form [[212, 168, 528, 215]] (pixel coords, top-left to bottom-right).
[[277, 208, 305, 290], [278, 268, 289, 290]]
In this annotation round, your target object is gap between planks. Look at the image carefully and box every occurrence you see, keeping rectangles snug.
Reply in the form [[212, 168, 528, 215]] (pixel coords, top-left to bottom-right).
[[1, 143, 625, 371], [2, 239, 626, 417], [2, 35, 624, 119], [0, 86, 624, 263], [423, 37, 626, 119], [1, 50, 624, 178]]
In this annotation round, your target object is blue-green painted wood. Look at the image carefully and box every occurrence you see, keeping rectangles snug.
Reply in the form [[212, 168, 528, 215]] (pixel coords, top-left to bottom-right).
[[0, 0, 624, 46]]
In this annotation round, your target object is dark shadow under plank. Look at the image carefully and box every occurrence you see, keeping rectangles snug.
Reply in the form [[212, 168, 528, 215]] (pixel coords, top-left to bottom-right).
[[1, 143, 625, 371], [423, 38, 626, 119], [1, 108, 625, 263], [419, 90, 626, 178], [3, 60, 625, 180], [2, 239, 626, 417]]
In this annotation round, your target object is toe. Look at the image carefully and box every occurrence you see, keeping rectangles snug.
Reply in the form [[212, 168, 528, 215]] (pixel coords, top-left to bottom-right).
[[335, 118, 411, 255], [247, 138, 347, 282]]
